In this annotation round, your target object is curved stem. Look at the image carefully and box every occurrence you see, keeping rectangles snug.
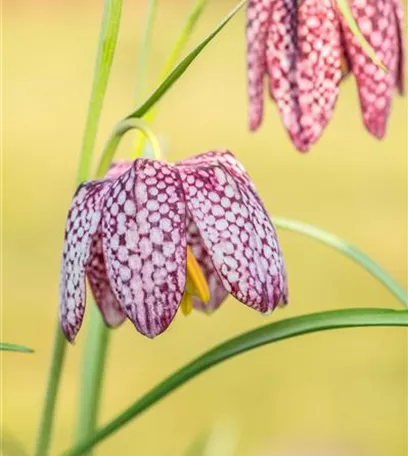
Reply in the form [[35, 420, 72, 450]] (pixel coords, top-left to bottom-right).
[[62, 308, 408, 456], [273, 217, 408, 307], [96, 118, 162, 177]]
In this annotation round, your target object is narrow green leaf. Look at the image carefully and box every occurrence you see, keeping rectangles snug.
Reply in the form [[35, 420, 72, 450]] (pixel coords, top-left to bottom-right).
[[336, 0, 386, 70], [134, 0, 159, 104], [76, 0, 124, 183], [133, 0, 209, 158], [62, 308, 408, 456], [127, 0, 246, 119], [157, 0, 208, 86], [0, 342, 33, 353], [274, 218, 408, 308]]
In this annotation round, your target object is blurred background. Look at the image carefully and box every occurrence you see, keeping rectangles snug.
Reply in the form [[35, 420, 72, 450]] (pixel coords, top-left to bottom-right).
[[2, 1, 407, 455]]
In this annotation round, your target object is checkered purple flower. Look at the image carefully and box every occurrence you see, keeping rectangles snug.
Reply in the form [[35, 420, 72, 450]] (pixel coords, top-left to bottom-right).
[[247, 0, 405, 151], [60, 151, 288, 341]]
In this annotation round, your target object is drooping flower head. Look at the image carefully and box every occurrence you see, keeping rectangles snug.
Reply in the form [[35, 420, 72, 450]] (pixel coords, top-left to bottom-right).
[[247, 0, 405, 151], [60, 151, 288, 341]]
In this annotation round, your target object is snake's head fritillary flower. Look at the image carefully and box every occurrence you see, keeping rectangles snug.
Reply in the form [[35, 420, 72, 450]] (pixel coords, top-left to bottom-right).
[[247, 0, 405, 151], [60, 151, 288, 341]]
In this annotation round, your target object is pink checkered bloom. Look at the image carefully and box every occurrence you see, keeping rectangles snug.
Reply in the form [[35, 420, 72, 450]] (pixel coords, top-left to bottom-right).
[[247, 0, 405, 151], [59, 151, 288, 341]]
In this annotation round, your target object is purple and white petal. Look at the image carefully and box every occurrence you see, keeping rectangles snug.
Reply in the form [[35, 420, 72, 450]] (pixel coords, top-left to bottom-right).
[[247, 0, 273, 130], [59, 180, 111, 342], [186, 216, 228, 312], [179, 161, 286, 313], [87, 228, 126, 327], [296, 0, 342, 147], [340, 0, 400, 138], [266, 0, 342, 151], [265, 0, 302, 148], [102, 159, 187, 338]]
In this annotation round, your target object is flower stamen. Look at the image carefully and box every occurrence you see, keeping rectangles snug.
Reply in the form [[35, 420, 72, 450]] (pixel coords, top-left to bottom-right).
[[180, 293, 193, 316], [181, 247, 210, 315]]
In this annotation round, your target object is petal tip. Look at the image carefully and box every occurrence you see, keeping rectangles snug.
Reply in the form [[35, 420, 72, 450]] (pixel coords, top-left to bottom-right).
[[60, 322, 76, 344], [249, 116, 262, 132]]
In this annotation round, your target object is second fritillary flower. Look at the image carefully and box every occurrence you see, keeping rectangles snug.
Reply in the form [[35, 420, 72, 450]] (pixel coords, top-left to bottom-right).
[[247, 0, 405, 151]]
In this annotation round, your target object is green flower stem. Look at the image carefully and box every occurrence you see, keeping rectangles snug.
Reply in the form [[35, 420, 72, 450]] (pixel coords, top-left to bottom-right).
[[62, 308, 408, 456], [0, 342, 34, 353], [35, 330, 67, 456], [75, 309, 110, 444], [134, 0, 159, 105], [273, 218, 408, 307], [35, 2, 123, 455], [134, 0, 208, 157]]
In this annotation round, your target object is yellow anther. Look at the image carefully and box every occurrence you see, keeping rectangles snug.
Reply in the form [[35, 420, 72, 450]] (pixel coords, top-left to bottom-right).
[[180, 247, 210, 316], [185, 247, 210, 304], [180, 293, 193, 316]]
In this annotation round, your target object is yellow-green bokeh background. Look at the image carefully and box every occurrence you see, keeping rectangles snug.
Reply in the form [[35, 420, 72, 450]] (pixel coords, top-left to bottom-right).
[[2, 1, 407, 455]]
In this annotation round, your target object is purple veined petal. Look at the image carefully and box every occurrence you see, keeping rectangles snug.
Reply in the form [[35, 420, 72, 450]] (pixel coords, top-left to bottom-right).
[[209, 153, 288, 308], [59, 180, 111, 342], [266, 0, 342, 151], [247, 0, 274, 130], [186, 215, 228, 312], [86, 227, 126, 327], [102, 159, 187, 338], [296, 0, 342, 147], [179, 162, 286, 313], [180, 150, 288, 308], [265, 0, 304, 149], [340, 0, 400, 138]]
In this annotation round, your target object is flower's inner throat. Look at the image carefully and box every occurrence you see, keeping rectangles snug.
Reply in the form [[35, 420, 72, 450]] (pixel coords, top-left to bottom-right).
[[180, 248, 210, 316]]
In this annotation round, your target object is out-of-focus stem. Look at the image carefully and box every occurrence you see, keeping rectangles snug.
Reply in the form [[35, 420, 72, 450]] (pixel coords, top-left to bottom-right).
[[75, 309, 110, 445], [134, 0, 159, 105], [34, 1, 123, 455], [133, 0, 208, 158], [34, 330, 67, 456]]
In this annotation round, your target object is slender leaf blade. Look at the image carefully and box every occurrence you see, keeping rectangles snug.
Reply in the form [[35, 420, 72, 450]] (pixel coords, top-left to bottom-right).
[[336, 0, 386, 70], [127, 0, 246, 119], [273, 217, 408, 307], [0, 342, 34, 353], [62, 308, 408, 456]]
